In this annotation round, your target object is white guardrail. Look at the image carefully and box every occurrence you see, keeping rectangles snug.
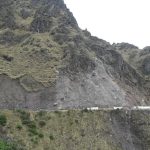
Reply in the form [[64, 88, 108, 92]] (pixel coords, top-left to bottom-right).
[[86, 106, 150, 110], [132, 106, 150, 110]]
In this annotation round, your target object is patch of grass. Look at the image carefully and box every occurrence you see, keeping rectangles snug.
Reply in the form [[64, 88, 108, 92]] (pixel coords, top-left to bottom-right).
[[54, 110, 61, 117], [0, 31, 63, 89], [0, 139, 21, 150]]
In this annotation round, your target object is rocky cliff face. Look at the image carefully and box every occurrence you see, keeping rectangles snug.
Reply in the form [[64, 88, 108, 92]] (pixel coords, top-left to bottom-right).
[[0, 0, 149, 109]]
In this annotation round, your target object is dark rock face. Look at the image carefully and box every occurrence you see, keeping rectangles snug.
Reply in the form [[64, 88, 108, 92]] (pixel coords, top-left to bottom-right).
[[20, 8, 31, 19], [30, 0, 77, 32], [30, 17, 52, 33], [68, 54, 96, 73], [1, 55, 13, 62], [142, 57, 150, 75], [63, 44, 96, 74]]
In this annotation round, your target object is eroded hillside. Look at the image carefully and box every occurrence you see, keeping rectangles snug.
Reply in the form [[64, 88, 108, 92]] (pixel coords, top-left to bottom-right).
[[0, 0, 149, 109]]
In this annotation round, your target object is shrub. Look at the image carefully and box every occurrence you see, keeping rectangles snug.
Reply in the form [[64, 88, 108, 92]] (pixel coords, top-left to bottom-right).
[[80, 129, 85, 137], [16, 124, 22, 130], [38, 133, 44, 138], [37, 111, 46, 117], [18, 110, 30, 126], [31, 138, 38, 144], [18, 110, 38, 136], [75, 119, 79, 124], [49, 134, 54, 140], [38, 121, 46, 128], [81, 108, 89, 113], [27, 121, 36, 129], [28, 128, 38, 136], [0, 114, 7, 126]]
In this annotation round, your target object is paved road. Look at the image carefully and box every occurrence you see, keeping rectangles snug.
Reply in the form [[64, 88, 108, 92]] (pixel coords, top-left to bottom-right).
[[31, 106, 150, 112]]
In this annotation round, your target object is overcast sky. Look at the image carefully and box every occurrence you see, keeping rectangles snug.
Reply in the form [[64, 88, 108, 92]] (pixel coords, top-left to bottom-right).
[[64, 0, 150, 49]]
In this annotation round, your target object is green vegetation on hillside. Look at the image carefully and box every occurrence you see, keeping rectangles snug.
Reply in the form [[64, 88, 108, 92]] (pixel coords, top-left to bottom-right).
[[0, 139, 24, 150], [0, 109, 149, 150], [0, 110, 122, 150]]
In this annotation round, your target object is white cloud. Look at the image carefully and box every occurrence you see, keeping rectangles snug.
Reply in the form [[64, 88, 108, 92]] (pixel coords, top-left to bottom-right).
[[64, 0, 150, 48]]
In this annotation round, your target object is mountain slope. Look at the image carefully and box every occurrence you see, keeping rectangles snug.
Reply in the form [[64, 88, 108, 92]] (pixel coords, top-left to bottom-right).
[[0, 0, 149, 109], [0, 109, 150, 150]]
